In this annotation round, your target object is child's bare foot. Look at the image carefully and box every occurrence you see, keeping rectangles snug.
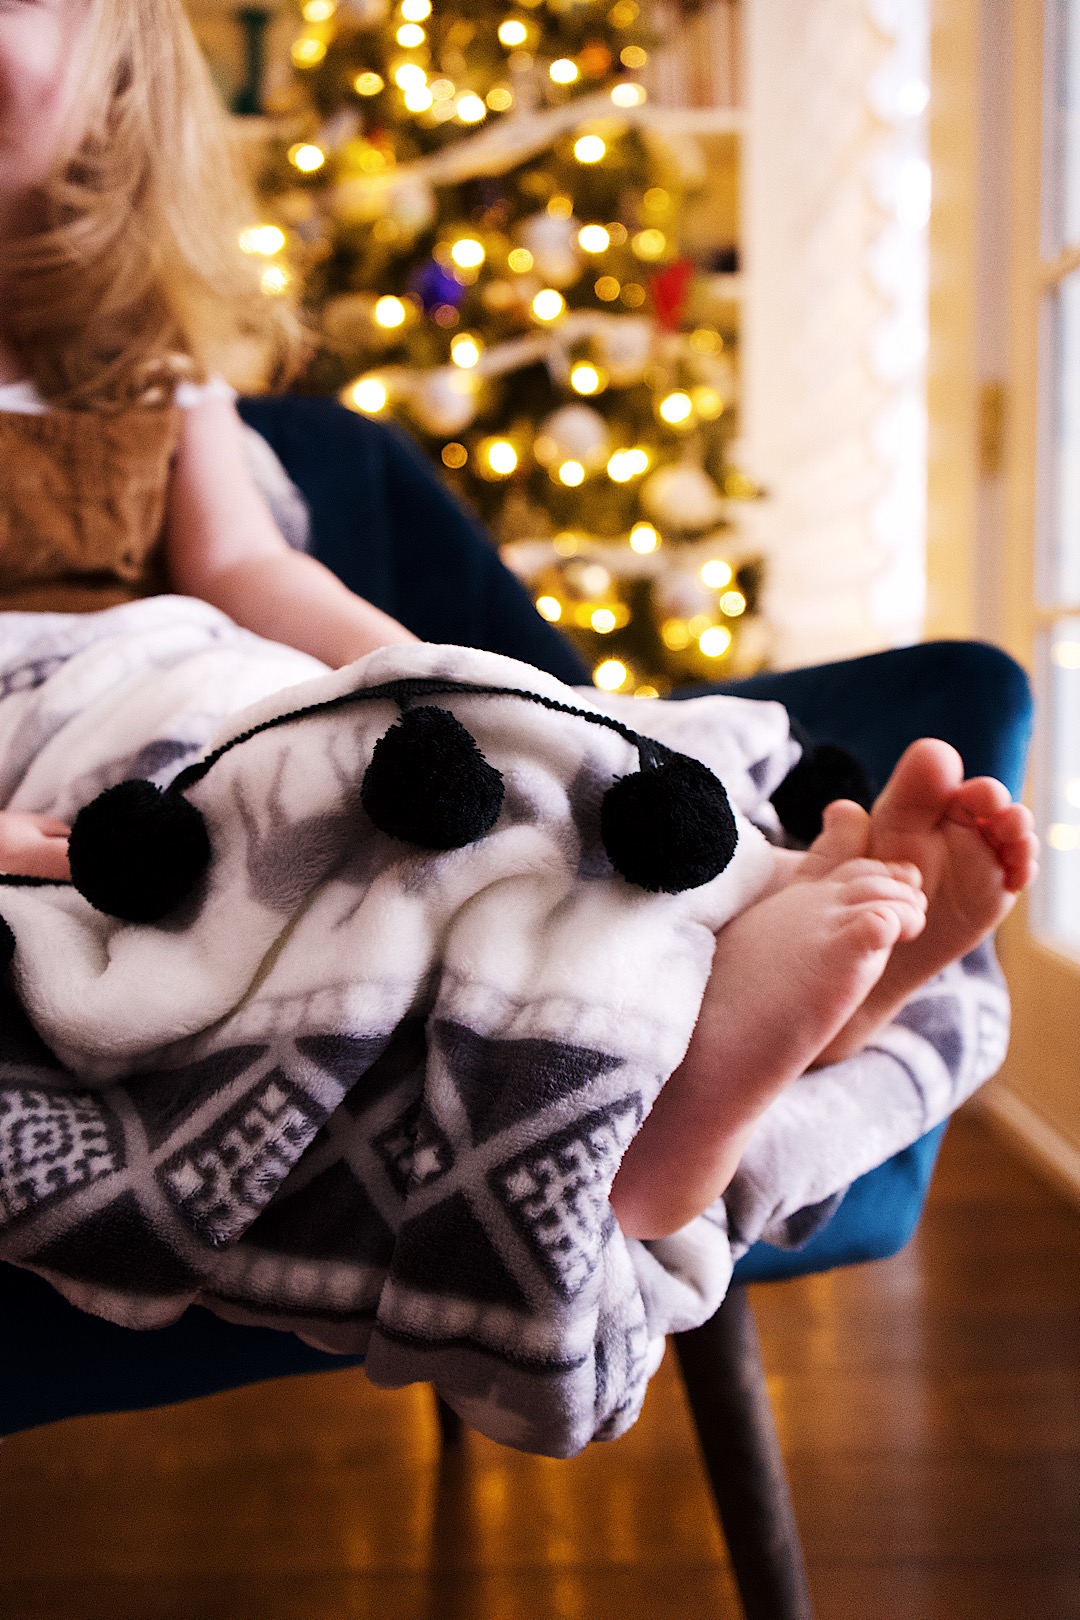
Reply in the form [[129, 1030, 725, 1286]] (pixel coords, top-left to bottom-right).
[[610, 848, 926, 1237], [813, 738, 1038, 1065]]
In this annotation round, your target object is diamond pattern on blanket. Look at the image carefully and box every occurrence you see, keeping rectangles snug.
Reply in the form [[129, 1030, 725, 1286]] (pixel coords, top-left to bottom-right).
[[158, 1068, 330, 1245], [490, 1095, 643, 1300], [373, 1098, 454, 1200], [0, 1086, 122, 1226], [435, 1021, 625, 1147]]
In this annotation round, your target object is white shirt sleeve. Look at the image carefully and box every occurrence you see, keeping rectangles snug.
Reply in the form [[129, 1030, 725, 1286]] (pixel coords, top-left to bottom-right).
[[172, 376, 238, 410]]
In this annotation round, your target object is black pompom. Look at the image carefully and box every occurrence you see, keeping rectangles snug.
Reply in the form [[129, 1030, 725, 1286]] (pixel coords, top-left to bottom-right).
[[361, 705, 505, 850], [769, 743, 874, 845], [68, 779, 212, 923], [0, 917, 14, 970], [600, 753, 738, 894]]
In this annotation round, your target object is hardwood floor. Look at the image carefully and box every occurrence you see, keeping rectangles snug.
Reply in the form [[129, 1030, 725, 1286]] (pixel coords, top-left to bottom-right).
[[0, 1103, 1077, 1620]]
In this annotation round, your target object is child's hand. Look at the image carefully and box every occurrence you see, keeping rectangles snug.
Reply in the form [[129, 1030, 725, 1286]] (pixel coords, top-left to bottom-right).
[[0, 811, 71, 880]]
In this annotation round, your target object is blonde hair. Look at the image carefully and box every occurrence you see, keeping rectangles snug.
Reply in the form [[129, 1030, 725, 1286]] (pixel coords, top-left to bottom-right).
[[2, 0, 304, 409]]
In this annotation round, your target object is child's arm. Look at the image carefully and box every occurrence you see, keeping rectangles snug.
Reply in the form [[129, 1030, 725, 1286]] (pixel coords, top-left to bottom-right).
[[164, 397, 417, 667]]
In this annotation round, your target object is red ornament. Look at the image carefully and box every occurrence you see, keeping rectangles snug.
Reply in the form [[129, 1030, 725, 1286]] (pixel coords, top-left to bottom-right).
[[649, 257, 695, 331], [579, 39, 613, 77]]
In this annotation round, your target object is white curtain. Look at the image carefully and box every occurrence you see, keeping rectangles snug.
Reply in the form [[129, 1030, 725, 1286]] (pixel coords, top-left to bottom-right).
[[739, 0, 930, 668]]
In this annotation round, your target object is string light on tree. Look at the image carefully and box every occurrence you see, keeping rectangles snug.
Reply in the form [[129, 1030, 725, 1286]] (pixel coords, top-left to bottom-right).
[[630, 523, 659, 553], [348, 376, 388, 412], [483, 439, 518, 476], [451, 237, 485, 269], [240, 225, 286, 256], [594, 659, 629, 691], [574, 135, 606, 163], [532, 288, 565, 321], [374, 296, 407, 328], [287, 142, 324, 172], [450, 334, 482, 367], [570, 364, 603, 395], [700, 559, 732, 588], [658, 391, 693, 425]]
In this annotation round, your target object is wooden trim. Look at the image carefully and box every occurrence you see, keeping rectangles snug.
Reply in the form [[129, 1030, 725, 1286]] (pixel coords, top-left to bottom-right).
[[977, 1080, 1080, 1206]]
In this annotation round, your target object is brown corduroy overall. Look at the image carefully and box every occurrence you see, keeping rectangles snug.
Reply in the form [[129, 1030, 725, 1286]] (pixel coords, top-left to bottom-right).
[[0, 406, 180, 613]]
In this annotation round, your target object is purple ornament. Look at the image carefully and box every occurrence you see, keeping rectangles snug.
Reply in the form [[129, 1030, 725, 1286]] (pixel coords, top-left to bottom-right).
[[408, 259, 466, 314]]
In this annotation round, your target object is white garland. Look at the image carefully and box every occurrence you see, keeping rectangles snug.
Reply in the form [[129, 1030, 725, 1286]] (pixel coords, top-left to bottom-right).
[[334, 94, 741, 208]]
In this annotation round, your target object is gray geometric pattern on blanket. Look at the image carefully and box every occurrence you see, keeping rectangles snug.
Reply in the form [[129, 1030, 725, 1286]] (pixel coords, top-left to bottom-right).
[[214, 1017, 644, 1334], [0, 1086, 123, 1226], [0, 1028, 395, 1289], [380, 1023, 644, 1328], [490, 1096, 643, 1299]]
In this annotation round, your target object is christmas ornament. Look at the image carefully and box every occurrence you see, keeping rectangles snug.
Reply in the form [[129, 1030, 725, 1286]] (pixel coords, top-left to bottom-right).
[[408, 258, 466, 314], [388, 178, 437, 234], [649, 257, 695, 332], [517, 211, 582, 290], [642, 459, 725, 531], [407, 367, 480, 436], [539, 403, 610, 468], [592, 316, 652, 386]]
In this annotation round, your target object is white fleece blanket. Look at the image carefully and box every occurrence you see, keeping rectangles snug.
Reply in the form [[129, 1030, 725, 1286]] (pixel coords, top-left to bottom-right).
[[0, 599, 1010, 1456]]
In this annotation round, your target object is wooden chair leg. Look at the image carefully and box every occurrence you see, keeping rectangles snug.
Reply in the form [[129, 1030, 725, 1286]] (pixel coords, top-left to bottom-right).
[[434, 1390, 465, 1447], [674, 1285, 814, 1620]]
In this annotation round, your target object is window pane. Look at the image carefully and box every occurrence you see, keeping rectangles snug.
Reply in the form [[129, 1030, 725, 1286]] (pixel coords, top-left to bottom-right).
[[1051, 270, 1080, 601], [1055, 0, 1080, 246], [1041, 618, 1080, 953]]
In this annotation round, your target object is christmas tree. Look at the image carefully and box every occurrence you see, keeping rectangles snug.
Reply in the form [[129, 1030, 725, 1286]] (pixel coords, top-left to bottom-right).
[[249, 0, 764, 693]]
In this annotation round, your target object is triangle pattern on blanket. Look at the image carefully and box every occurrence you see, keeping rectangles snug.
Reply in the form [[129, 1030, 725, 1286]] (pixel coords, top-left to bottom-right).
[[434, 1021, 625, 1147], [246, 1160, 396, 1267], [489, 1095, 643, 1300], [298, 1022, 425, 1118], [295, 1031, 397, 1106], [392, 1189, 530, 1308], [125, 1046, 270, 1153], [0, 981, 67, 1075], [29, 1190, 202, 1295]]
